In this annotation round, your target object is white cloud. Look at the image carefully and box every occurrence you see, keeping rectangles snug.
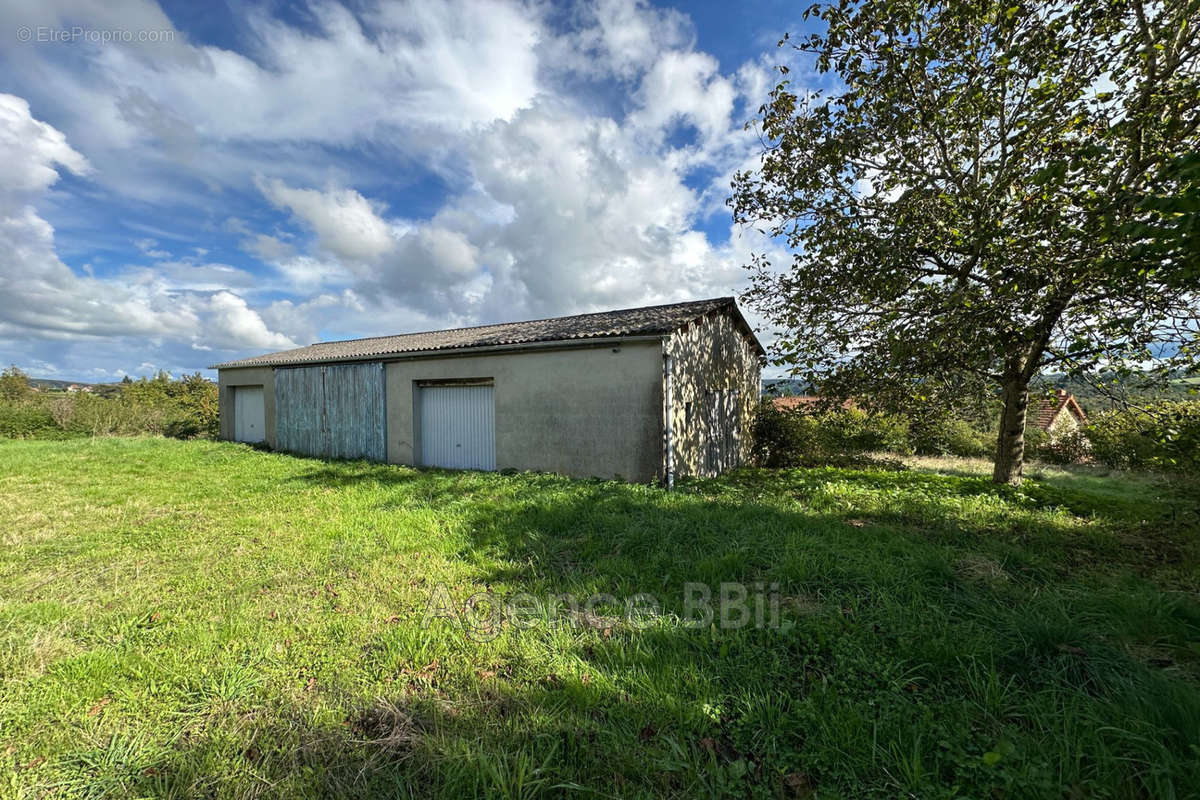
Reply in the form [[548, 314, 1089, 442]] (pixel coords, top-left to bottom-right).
[[0, 94, 90, 199], [550, 0, 693, 80], [124, 260, 261, 293], [204, 292, 295, 350], [252, 177, 488, 311], [271, 256, 353, 293], [133, 238, 171, 258], [258, 290, 368, 347], [1, 0, 795, 376], [0, 93, 295, 364], [374, 93, 767, 321], [9, 0, 540, 149], [256, 177, 395, 264], [227, 0, 780, 326], [388, 225, 480, 282], [241, 233, 295, 263], [632, 50, 736, 145]]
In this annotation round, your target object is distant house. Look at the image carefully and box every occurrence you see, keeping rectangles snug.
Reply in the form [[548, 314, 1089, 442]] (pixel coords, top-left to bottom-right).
[[1030, 390, 1087, 437], [770, 395, 855, 412], [212, 298, 764, 483]]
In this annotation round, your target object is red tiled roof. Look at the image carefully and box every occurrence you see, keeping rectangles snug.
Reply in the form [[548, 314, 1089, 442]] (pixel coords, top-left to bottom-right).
[[1029, 390, 1087, 431]]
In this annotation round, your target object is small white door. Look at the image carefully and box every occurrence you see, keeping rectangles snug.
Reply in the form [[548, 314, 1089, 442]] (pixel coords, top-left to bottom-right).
[[234, 385, 265, 444], [418, 384, 495, 470]]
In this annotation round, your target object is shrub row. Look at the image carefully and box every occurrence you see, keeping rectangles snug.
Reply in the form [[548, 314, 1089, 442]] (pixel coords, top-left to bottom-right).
[[0, 368, 218, 440], [750, 401, 909, 467], [908, 415, 994, 458], [753, 397, 1200, 474], [1074, 400, 1200, 472]]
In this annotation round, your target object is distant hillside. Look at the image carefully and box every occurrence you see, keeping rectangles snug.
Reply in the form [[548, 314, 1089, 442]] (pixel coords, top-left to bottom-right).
[[1035, 374, 1196, 414], [761, 378, 811, 397], [24, 378, 127, 398]]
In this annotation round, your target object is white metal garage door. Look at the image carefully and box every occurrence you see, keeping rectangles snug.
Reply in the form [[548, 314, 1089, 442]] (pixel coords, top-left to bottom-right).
[[418, 383, 495, 470], [233, 385, 265, 443]]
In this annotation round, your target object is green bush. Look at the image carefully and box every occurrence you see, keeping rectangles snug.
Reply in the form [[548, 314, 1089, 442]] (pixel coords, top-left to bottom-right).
[[1085, 401, 1200, 473], [0, 368, 219, 441], [821, 407, 911, 454], [753, 390, 1200, 474], [750, 401, 813, 467], [1023, 427, 1049, 460], [908, 414, 993, 457], [0, 366, 36, 403], [164, 415, 204, 440], [944, 419, 993, 457], [751, 401, 909, 467], [0, 402, 58, 438], [62, 393, 168, 437], [1034, 426, 1091, 465]]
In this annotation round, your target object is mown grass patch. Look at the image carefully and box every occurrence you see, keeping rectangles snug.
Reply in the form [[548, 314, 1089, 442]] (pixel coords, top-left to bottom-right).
[[0, 438, 1198, 798]]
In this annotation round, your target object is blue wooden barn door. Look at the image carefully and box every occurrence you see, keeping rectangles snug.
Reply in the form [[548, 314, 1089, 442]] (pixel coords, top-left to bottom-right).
[[324, 363, 386, 461], [275, 363, 385, 461]]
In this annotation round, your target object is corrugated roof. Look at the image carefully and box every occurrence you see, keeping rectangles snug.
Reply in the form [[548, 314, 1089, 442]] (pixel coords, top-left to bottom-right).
[[211, 297, 763, 369]]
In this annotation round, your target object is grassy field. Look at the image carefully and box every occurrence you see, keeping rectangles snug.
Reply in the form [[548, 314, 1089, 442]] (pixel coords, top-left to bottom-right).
[[1, 438, 1198, 799]]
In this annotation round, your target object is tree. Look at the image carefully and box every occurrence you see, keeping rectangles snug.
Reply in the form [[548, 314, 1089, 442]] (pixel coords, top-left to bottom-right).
[[730, 0, 1200, 484], [0, 366, 33, 403]]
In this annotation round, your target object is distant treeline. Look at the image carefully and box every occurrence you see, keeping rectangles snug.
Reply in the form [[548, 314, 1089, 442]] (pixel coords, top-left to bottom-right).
[[1033, 374, 1196, 414], [763, 374, 1195, 411], [0, 367, 217, 439]]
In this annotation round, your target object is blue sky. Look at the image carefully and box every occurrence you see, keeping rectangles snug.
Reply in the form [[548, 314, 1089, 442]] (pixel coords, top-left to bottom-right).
[[0, 0, 817, 380]]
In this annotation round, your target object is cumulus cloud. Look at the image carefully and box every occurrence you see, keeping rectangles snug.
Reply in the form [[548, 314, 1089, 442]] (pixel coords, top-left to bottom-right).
[[204, 292, 295, 350], [252, 177, 488, 311], [218, 0, 779, 325], [256, 177, 395, 265], [0, 93, 295, 369], [259, 290, 366, 347], [381, 225, 482, 296], [551, 0, 693, 80], [244, 93, 751, 321], [1, 0, 795, 376], [632, 50, 737, 146], [0, 94, 91, 200], [4, 0, 541, 157]]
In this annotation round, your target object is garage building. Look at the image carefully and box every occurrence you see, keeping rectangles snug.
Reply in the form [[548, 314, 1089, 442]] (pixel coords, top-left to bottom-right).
[[212, 297, 764, 482]]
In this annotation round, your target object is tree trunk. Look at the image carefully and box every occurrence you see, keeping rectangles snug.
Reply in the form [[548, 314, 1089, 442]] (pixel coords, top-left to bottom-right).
[[993, 374, 1029, 485]]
